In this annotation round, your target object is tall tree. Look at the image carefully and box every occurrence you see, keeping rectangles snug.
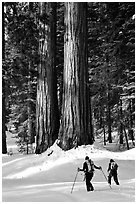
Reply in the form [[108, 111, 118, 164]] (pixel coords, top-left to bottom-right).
[[2, 2, 7, 154], [27, 3, 36, 146], [36, 2, 60, 153], [59, 2, 93, 150], [119, 98, 123, 144], [88, 2, 135, 144], [4, 2, 38, 153]]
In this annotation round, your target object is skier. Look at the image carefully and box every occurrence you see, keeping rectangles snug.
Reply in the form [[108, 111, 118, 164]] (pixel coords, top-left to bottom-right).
[[107, 159, 120, 185], [78, 156, 102, 192]]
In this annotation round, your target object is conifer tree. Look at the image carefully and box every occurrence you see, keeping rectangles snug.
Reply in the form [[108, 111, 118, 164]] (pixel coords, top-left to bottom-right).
[[2, 2, 7, 154], [59, 2, 94, 150], [36, 2, 60, 153]]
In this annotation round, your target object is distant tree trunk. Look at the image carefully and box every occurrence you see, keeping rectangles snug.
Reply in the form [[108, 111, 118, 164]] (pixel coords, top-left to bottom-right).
[[59, 2, 94, 150], [120, 117, 129, 150], [123, 125, 129, 150], [26, 139, 29, 154], [2, 2, 7, 154], [128, 99, 134, 143], [119, 98, 123, 144], [28, 2, 36, 146], [102, 107, 106, 145], [27, 61, 34, 144], [107, 84, 112, 143], [103, 125, 106, 145], [99, 107, 103, 129], [36, 2, 59, 153], [58, 80, 63, 115]]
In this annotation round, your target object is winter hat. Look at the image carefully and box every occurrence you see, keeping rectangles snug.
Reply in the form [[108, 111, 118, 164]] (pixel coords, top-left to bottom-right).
[[85, 156, 89, 160], [110, 159, 114, 163]]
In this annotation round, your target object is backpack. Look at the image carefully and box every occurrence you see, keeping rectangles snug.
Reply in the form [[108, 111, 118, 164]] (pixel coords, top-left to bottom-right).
[[111, 162, 118, 171], [86, 159, 94, 172]]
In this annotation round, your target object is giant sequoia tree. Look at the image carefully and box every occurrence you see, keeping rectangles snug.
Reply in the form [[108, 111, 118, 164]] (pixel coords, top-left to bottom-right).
[[2, 2, 7, 154], [59, 2, 94, 150], [3, 2, 134, 153], [36, 2, 60, 153]]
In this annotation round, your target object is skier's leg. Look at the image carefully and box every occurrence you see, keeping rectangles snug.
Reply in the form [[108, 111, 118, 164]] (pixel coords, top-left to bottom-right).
[[113, 172, 119, 185], [89, 182, 94, 191], [89, 173, 94, 191], [108, 173, 112, 185], [86, 173, 94, 191], [86, 181, 90, 191], [85, 174, 90, 191]]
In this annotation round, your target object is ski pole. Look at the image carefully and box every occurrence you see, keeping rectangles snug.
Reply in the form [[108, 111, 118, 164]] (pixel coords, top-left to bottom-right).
[[101, 169, 112, 189], [71, 170, 79, 194]]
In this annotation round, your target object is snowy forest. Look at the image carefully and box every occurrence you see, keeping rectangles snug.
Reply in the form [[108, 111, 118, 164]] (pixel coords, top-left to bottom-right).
[[2, 2, 135, 202], [2, 1, 135, 154]]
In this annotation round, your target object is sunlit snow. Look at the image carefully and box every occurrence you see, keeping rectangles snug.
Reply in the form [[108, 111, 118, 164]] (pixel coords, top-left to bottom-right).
[[2, 132, 135, 202]]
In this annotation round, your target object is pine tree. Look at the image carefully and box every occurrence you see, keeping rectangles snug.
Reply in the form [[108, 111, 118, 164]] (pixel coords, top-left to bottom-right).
[[35, 2, 60, 153], [88, 2, 135, 145], [4, 2, 38, 153], [59, 2, 93, 150], [2, 2, 7, 154]]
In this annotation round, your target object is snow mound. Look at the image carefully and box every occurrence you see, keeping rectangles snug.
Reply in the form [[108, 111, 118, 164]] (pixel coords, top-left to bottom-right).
[[4, 141, 135, 179]]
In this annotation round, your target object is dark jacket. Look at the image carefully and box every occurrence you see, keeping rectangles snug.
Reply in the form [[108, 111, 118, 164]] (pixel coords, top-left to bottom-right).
[[108, 161, 118, 173], [82, 159, 100, 173]]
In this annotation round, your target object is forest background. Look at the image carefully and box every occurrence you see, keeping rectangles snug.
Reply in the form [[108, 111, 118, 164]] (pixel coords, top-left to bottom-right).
[[2, 2, 135, 155]]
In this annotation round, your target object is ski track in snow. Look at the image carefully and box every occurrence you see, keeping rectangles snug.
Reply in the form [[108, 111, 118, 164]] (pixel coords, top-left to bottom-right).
[[3, 180, 135, 202], [2, 157, 25, 167], [14, 179, 134, 190]]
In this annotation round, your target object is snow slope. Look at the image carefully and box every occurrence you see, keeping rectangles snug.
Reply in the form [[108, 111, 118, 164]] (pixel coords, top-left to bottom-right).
[[2, 132, 135, 202]]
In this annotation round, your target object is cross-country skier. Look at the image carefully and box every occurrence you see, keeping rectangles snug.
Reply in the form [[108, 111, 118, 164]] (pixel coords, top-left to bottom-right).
[[78, 156, 102, 192], [107, 159, 120, 185]]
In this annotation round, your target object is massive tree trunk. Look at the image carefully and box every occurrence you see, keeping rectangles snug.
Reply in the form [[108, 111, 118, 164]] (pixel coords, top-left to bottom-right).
[[36, 2, 59, 153], [2, 2, 7, 154], [59, 2, 94, 150]]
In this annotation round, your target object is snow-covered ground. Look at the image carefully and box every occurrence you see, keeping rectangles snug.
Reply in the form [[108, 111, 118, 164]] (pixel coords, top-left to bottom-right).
[[2, 132, 135, 202]]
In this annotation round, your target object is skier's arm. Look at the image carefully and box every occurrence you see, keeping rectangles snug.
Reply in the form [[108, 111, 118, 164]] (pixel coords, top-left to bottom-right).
[[107, 163, 111, 172], [78, 163, 87, 172], [94, 164, 102, 170]]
